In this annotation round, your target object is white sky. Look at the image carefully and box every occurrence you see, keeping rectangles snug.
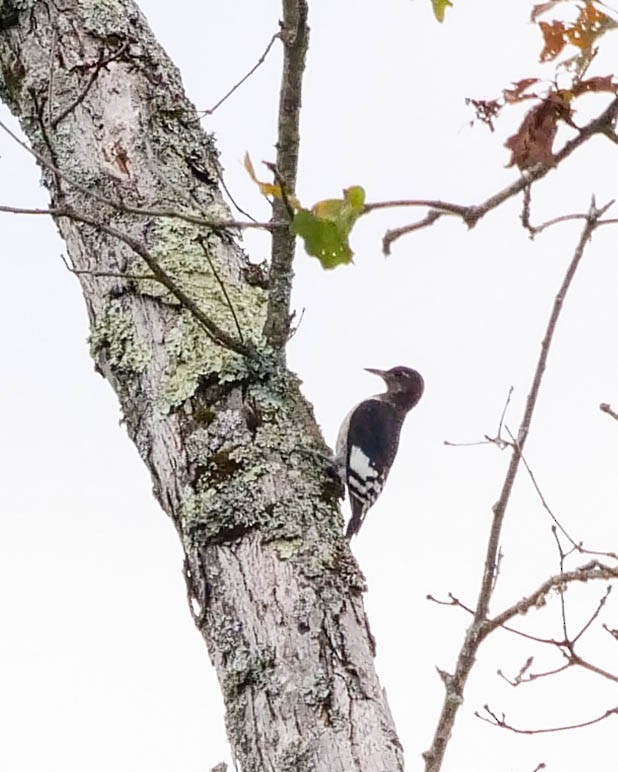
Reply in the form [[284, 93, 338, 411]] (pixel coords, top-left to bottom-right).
[[1, 1, 618, 770]]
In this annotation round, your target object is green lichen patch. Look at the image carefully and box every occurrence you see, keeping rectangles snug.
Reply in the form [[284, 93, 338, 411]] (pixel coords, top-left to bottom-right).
[[145, 220, 269, 411], [140, 220, 267, 321], [179, 477, 263, 542], [160, 312, 255, 410], [222, 644, 276, 698], [89, 300, 150, 374]]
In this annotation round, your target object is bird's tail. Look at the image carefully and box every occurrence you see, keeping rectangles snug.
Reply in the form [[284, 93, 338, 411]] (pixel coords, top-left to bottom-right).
[[345, 497, 368, 539]]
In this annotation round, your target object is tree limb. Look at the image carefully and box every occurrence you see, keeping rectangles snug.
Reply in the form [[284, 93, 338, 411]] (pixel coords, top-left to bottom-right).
[[262, 0, 309, 350], [378, 95, 618, 252], [423, 199, 612, 772]]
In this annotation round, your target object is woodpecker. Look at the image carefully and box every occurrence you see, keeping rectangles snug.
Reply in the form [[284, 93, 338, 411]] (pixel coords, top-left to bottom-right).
[[336, 366, 424, 538]]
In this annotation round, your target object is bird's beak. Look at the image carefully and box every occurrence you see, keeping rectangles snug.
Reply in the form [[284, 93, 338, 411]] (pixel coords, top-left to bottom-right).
[[365, 367, 387, 378]]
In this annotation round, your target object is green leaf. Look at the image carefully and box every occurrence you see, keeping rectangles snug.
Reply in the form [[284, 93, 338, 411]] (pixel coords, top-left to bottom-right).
[[291, 209, 353, 269], [431, 0, 453, 23], [291, 186, 366, 269]]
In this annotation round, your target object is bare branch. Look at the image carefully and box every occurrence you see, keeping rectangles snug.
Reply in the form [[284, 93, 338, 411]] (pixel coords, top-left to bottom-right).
[[484, 561, 618, 636], [67, 210, 252, 355], [0, 119, 275, 232], [379, 95, 618, 252], [197, 236, 244, 342], [0, 202, 256, 354], [476, 703, 618, 734], [202, 32, 281, 116], [530, 212, 590, 237], [504, 428, 578, 547], [52, 40, 130, 128], [263, 0, 309, 349], [218, 172, 259, 223], [424, 201, 612, 772], [426, 593, 475, 615], [444, 388, 514, 449], [498, 660, 570, 687], [570, 652, 618, 684], [18, 203, 252, 355], [603, 624, 618, 643], [46, 28, 57, 130], [364, 198, 469, 217], [600, 402, 618, 422], [498, 655, 534, 686], [59, 252, 155, 281], [572, 585, 611, 644], [383, 211, 442, 255]]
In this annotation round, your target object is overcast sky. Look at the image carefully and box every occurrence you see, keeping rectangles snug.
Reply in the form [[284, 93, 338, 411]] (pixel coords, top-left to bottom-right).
[[1, 1, 618, 770]]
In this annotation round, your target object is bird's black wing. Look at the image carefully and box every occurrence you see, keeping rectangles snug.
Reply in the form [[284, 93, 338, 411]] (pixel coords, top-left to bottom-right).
[[344, 398, 403, 537]]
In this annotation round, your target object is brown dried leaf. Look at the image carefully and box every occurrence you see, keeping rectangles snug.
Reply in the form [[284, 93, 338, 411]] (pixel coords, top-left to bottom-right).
[[539, 20, 567, 61], [505, 91, 572, 169], [503, 78, 540, 103], [465, 98, 502, 131], [531, 1, 568, 22], [571, 75, 618, 96], [565, 2, 608, 50]]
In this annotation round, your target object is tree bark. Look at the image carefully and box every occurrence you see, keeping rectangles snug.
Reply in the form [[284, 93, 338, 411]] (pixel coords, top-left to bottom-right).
[[0, 1, 404, 769]]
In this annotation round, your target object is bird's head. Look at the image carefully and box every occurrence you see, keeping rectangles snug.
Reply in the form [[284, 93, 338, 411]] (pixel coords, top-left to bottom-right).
[[365, 366, 424, 408]]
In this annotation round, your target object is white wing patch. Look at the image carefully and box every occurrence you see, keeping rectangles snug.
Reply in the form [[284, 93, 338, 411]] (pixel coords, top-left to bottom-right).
[[348, 445, 383, 505]]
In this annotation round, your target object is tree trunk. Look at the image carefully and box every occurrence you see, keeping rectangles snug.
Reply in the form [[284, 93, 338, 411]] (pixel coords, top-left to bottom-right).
[[0, 1, 404, 768]]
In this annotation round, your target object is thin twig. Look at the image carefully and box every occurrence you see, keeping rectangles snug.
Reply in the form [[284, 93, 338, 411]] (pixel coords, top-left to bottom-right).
[[551, 525, 570, 641], [443, 388, 513, 452], [202, 32, 280, 116], [364, 198, 469, 217], [570, 652, 618, 684], [47, 28, 57, 129], [574, 587, 612, 644], [529, 212, 590, 237], [383, 211, 442, 255], [426, 593, 475, 614], [18, 204, 251, 355], [600, 403, 618, 422], [498, 660, 570, 687], [60, 251, 225, 282], [476, 703, 618, 734], [504, 426, 578, 547], [59, 252, 154, 281], [218, 172, 259, 223], [197, 236, 244, 342], [484, 561, 618, 635], [602, 623, 618, 642], [497, 386, 513, 438], [497, 656, 534, 686], [52, 41, 130, 128]]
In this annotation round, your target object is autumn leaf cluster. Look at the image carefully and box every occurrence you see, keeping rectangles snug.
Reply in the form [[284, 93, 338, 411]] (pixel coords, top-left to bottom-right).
[[469, 1, 618, 169]]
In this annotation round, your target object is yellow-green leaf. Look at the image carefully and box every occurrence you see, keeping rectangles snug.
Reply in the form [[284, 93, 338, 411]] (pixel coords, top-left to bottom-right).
[[291, 209, 353, 269], [244, 152, 283, 199], [291, 186, 365, 269], [431, 0, 453, 23]]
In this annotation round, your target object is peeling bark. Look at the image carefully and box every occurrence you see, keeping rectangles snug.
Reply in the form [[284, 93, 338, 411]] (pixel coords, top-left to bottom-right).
[[0, 1, 404, 768]]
